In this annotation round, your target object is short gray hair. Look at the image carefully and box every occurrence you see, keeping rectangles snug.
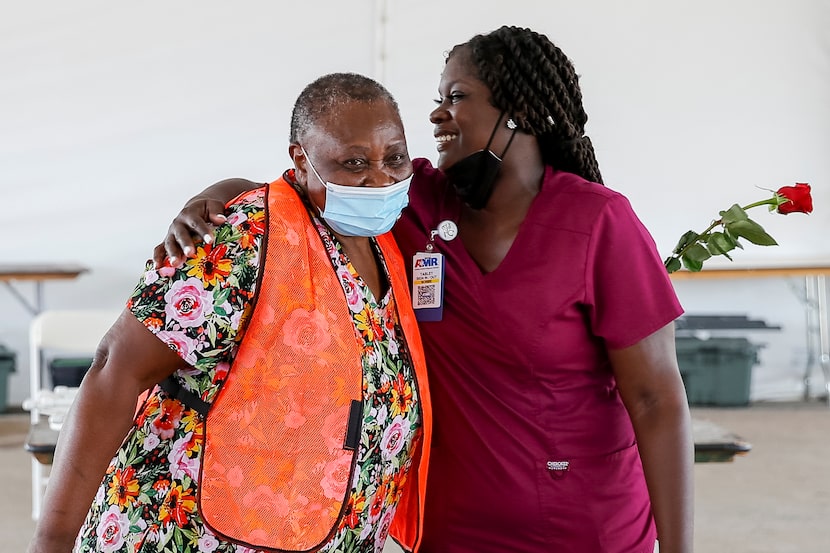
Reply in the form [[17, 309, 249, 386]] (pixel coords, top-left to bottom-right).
[[289, 72, 400, 143]]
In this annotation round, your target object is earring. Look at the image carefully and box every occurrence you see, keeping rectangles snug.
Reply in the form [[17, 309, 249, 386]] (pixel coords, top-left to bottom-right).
[[506, 118, 517, 130], [546, 115, 556, 126]]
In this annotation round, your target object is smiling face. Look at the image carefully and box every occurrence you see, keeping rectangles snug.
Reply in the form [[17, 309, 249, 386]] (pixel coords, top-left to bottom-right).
[[290, 98, 412, 213], [430, 47, 506, 171]]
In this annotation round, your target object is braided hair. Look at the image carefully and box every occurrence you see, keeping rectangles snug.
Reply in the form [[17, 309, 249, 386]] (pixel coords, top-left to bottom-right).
[[450, 26, 603, 184], [289, 72, 400, 144]]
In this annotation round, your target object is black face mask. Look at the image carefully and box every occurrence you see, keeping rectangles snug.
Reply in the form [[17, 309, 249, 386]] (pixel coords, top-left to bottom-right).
[[443, 114, 517, 210]]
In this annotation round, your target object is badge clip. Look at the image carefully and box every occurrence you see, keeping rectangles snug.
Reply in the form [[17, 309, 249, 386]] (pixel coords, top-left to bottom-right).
[[414, 220, 456, 321], [425, 219, 458, 251]]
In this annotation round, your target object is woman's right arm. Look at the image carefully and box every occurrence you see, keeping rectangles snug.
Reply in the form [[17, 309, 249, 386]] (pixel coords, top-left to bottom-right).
[[153, 178, 262, 267], [27, 310, 185, 553]]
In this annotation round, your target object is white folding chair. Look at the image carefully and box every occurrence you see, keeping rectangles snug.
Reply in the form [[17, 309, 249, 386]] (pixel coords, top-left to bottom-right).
[[26, 309, 121, 520]]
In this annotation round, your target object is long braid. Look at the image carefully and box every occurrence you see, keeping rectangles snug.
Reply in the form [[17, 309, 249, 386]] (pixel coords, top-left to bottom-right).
[[456, 26, 603, 184]]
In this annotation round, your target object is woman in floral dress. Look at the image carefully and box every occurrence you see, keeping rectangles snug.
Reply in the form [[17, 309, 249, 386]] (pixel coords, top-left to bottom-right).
[[27, 73, 430, 553]]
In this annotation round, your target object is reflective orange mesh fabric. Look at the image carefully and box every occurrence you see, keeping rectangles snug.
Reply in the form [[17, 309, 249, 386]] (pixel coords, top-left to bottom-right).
[[199, 178, 363, 551]]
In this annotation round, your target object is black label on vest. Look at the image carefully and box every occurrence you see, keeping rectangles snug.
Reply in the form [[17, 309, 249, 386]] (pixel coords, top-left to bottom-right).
[[343, 399, 362, 451]]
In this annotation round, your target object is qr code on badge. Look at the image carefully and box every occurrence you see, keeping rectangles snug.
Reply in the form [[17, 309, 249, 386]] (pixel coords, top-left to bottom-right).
[[417, 284, 436, 306]]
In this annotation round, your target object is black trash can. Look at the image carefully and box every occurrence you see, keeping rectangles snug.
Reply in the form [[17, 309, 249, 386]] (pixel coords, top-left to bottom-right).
[[0, 345, 16, 413], [49, 357, 94, 388]]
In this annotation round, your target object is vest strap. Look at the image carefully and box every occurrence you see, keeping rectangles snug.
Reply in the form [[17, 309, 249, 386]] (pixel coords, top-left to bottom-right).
[[159, 376, 211, 417]]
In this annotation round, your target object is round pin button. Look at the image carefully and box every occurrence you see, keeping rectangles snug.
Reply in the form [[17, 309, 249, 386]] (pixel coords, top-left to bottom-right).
[[436, 220, 458, 241]]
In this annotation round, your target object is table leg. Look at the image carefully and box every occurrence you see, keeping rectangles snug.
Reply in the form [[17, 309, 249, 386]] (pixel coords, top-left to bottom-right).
[[1, 280, 43, 315], [817, 275, 830, 405], [803, 275, 830, 405], [803, 276, 818, 400]]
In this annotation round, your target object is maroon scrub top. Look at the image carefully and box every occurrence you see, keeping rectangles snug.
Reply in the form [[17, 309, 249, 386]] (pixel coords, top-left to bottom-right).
[[393, 159, 683, 553]]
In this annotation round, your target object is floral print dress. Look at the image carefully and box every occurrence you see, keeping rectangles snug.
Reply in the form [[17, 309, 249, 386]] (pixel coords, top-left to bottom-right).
[[74, 185, 421, 553]]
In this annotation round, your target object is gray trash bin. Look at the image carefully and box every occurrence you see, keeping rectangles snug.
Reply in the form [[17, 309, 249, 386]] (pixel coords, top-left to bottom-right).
[[676, 337, 761, 406]]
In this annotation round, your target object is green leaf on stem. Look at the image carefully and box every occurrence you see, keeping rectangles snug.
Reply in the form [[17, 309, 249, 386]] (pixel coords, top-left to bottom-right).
[[673, 230, 699, 254], [683, 243, 713, 263], [726, 219, 778, 246], [665, 256, 682, 273], [681, 244, 711, 272], [724, 227, 745, 249], [706, 232, 736, 257], [720, 204, 749, 224], [681, 255, 704, 272]]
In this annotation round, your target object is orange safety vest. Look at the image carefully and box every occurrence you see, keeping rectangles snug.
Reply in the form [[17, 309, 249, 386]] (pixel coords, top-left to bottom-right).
[[195, 176, 431, 552]]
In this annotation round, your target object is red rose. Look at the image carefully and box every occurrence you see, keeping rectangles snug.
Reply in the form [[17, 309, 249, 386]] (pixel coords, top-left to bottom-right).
[[776, 183, 813, 214]]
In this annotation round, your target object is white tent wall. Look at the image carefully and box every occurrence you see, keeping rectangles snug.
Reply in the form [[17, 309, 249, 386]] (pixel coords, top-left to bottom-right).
[[2, 0, 828, 406]]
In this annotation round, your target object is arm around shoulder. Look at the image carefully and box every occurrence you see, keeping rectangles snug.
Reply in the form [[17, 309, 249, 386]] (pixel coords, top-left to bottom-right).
[[154, 178, 263, 268]]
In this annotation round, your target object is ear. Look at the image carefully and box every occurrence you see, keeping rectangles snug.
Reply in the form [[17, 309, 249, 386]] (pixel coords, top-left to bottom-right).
[[288, 143, 308, 184]]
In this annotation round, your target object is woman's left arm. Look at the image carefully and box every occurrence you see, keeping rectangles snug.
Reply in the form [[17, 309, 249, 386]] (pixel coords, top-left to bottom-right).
[[609, 322, 694, 553]]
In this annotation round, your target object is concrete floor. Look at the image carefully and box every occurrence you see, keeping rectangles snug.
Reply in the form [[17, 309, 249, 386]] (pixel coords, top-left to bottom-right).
[[2, 403, 828, 552]]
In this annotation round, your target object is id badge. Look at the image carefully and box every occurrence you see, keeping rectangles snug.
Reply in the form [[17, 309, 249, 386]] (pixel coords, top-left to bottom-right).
[[412, 252, 445, 321]]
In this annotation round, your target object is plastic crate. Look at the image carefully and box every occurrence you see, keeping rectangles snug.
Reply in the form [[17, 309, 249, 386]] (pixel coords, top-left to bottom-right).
[[675, 337, 761, 406], [0, 345, 16, 413], [49, 357, 94, 388]]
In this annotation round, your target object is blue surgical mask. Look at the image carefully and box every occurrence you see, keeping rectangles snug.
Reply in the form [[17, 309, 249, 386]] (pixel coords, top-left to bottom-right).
[[301, 147, 412, 237]]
